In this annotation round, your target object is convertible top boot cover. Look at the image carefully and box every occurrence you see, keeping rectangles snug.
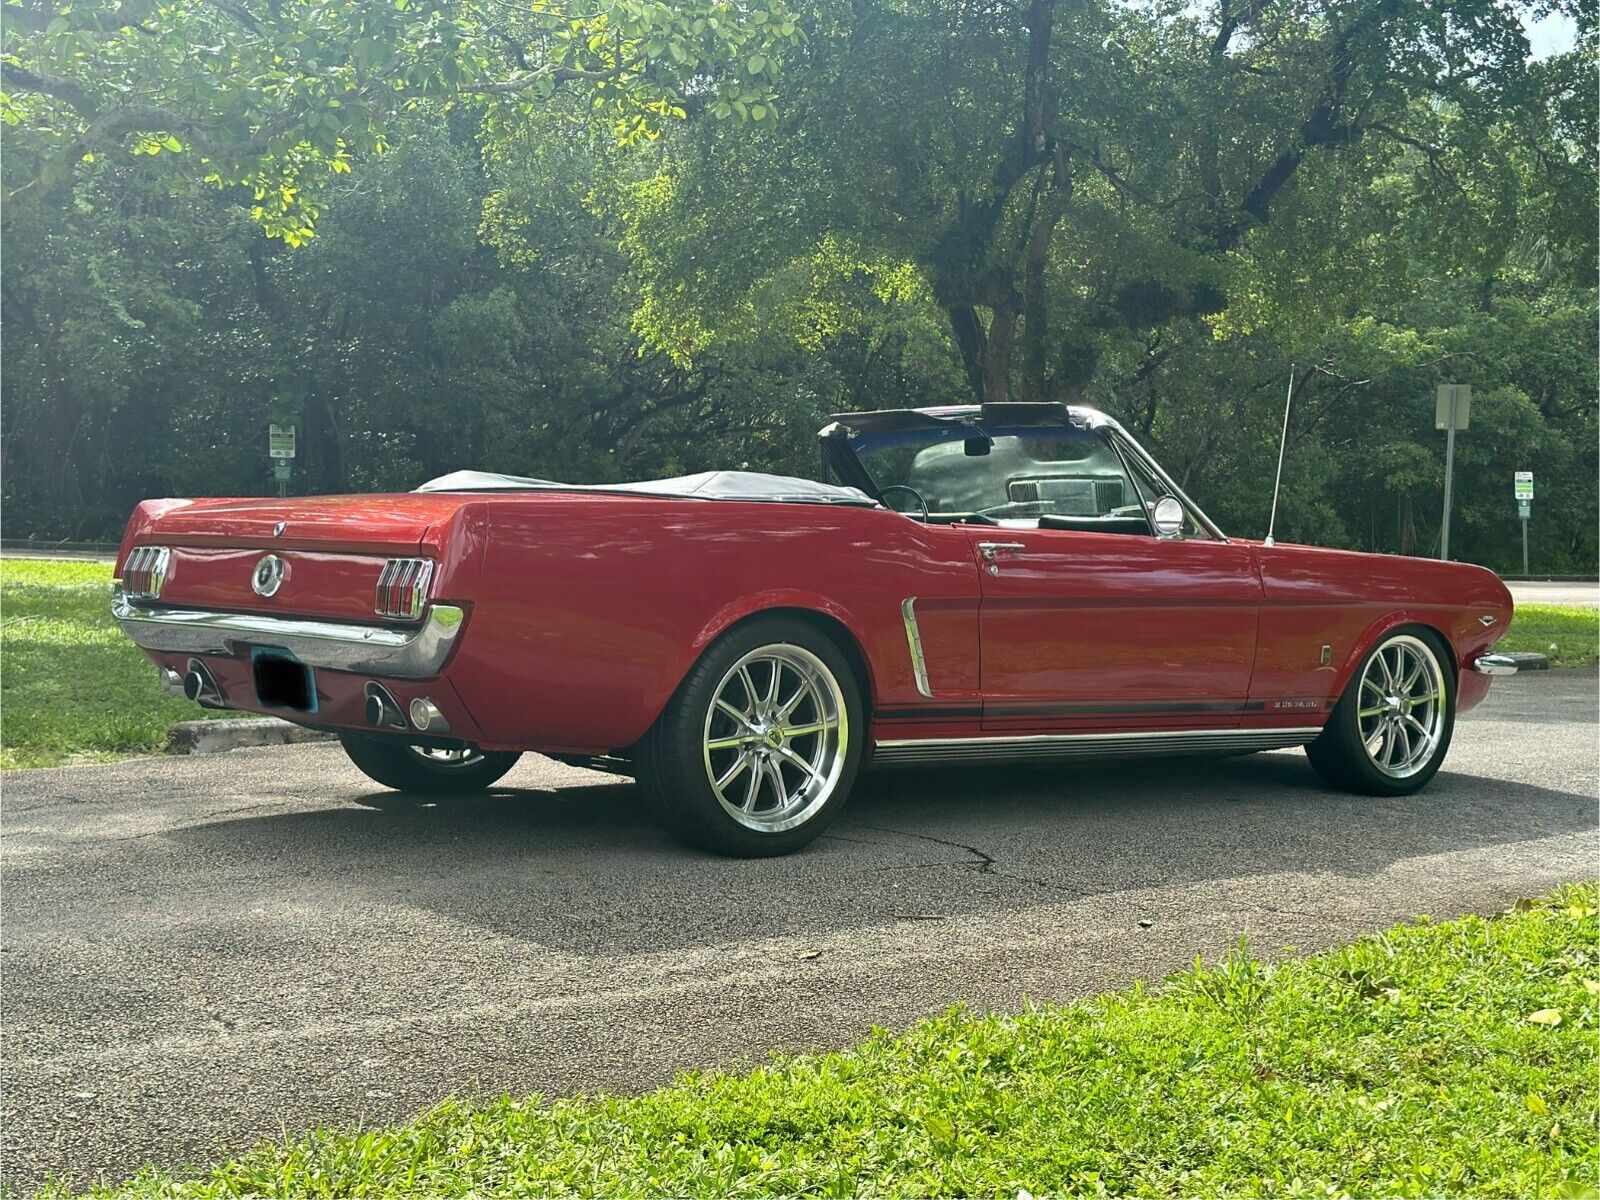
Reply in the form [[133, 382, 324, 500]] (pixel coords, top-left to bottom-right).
[[415, 469, 875, 506]]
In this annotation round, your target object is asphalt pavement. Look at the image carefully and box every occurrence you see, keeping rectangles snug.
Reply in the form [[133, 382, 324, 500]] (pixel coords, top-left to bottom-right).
[[1508, 580, 1599, 607], [4, 670, 1596, 1190]]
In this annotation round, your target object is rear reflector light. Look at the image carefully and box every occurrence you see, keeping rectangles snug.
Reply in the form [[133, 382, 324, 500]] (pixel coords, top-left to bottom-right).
[[375, 558, 434, 620], [121, 546, 171, 600]]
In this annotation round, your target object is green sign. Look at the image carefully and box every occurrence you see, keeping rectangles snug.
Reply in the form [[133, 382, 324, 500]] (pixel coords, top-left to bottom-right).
[[1513, 470, 1533, 500], [272, 458, 292, 482], [1517, 498, 1531, 520], [269, 424, 297, 459]]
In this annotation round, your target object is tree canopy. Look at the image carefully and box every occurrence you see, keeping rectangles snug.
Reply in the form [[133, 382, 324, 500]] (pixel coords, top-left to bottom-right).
[[2, 0, 1594, 572]]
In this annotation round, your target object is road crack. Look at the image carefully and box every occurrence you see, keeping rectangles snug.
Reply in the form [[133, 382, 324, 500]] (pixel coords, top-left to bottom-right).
[[848, 822, 1085, 898]]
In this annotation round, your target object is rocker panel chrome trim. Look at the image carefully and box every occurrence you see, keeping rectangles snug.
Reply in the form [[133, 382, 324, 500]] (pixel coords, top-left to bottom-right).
[[900, 596, 932, 698], [112, 593, 464, 677], [871, 726, 1321, 765]]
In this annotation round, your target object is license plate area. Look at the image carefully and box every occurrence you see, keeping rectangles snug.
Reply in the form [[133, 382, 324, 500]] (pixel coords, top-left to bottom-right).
[[251, 647, 318, 713]]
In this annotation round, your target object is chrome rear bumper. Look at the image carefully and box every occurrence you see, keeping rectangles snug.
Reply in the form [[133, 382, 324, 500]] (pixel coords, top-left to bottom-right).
[[112, 593, 464, 678], [1472, 654, 1518, 676]]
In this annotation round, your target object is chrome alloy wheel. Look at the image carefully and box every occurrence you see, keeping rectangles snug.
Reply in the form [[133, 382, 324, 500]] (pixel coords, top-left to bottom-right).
[[407, 745, 483, 766], [701, 644, 849, 834], [1357, 635, 1446, 779]]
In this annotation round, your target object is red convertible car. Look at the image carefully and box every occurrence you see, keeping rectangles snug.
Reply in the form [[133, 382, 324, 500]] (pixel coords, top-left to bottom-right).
[[114, 403, 1517, 856]]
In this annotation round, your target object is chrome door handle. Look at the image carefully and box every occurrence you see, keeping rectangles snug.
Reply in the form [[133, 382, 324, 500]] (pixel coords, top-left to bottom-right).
[[977, 542, 1026, 561]]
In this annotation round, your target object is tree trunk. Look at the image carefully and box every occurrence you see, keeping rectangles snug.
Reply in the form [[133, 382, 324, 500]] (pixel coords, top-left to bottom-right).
[[946, 303, 987, 402], [1019, 149, 1070, 401], [982, 302, 1018, 405]]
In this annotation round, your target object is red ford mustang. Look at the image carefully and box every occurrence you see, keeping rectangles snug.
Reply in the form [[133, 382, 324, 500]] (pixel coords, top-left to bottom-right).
[[114, 403, 1517, 856]]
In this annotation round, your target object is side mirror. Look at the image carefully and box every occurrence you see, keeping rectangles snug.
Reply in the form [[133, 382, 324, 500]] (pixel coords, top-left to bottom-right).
[[1152, 496, 1185, 539]]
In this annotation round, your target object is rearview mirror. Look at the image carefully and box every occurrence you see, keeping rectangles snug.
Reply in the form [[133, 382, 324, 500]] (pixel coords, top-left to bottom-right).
[[963, 436, 992, 457], [1152, 496, 1184, 539]]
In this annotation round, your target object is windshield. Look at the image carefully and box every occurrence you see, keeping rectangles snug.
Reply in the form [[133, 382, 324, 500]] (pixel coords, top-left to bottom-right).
[[857, 423, 1143, 521]]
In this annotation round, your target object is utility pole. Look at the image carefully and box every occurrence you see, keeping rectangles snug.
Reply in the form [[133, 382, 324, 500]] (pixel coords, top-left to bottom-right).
[[1436, 384, 1470, 560]]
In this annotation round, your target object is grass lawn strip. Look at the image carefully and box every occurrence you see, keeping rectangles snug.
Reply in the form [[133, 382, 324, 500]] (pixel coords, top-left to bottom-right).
[[0, 558, 250, 769], [57, 884, 1598, 1198], [1499, 603, 1600, 667]]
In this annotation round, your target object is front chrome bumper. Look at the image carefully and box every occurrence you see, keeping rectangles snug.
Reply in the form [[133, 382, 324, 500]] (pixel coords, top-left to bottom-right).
[[1472, 653, 1518, 676], [112, 593, 464, 678]]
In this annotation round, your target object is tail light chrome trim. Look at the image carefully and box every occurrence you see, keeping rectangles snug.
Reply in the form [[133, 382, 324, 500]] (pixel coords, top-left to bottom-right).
[[375, 558, 434, 620], [120, 546, 172, 600]]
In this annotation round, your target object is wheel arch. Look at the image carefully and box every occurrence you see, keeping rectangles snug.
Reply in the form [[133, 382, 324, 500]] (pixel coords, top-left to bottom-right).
[[1333, 614, 1458, 698], [624, 598, 880, 754], [693, 604, 877, 713]]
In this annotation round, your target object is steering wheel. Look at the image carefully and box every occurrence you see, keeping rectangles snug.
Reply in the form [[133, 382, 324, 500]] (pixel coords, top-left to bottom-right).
[[880, 484, 931, 523]]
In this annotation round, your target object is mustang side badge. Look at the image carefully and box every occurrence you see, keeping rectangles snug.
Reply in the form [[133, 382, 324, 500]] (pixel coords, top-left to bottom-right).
[[252, 554, 286, 598]]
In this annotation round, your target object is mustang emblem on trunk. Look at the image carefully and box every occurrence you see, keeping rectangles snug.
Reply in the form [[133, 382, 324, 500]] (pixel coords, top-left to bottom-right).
[[251, 554, 286, 598]]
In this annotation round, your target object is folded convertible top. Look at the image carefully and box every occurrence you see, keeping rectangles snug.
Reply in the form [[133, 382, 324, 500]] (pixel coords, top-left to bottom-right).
[[415, 469, 876, 507]]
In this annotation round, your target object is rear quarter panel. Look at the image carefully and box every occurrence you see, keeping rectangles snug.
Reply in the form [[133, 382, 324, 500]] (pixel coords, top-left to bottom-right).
[[447, 497, 981, 753], [1250, 542, 1513, 716]]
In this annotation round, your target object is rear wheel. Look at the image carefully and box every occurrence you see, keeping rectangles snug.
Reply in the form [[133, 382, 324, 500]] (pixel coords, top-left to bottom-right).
[[1306, 628, 1454, 795], [339, 733, 521, 794], [638, 617, 864, 857]]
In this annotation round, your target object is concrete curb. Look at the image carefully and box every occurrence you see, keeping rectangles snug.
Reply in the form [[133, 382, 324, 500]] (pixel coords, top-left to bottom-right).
[[1500, 651, 1551, 671], [167, 718, 335, 755]]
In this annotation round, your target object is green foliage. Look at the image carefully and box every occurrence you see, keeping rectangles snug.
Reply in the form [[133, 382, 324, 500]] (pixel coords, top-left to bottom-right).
[[0, 1, 1594, 574], [2, 0, 803, 240], [48, 885, 1600, 1197], [0, 559, 250, 769]]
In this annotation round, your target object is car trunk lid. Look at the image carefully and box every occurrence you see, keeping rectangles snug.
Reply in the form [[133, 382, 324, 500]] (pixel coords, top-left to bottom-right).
[[122, 494, 485, 624]]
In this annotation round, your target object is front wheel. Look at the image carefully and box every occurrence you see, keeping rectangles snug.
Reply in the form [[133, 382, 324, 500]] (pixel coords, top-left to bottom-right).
[[637, 618, 864, 857], [1306, 628, 1455, 795], [339, 733, 521, 794]]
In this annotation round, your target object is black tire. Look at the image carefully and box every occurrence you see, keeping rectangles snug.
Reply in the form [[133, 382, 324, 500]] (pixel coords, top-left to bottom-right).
[[637, 616, 866, 857], [1306, 626, 1455, 796], [339, 733, 521, 794]]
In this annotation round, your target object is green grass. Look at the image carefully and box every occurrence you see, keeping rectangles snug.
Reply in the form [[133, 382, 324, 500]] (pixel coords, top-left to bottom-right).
[[51, 885, 1600, 1199], [0, 558, 249, 769], [1499, 603, 1600, 667]]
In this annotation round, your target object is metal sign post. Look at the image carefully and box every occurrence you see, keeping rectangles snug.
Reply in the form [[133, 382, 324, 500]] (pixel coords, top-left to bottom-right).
[[1435, 384, 1471, 560], [1515, 472, 1533, 575], [269, 424, 297, 499]]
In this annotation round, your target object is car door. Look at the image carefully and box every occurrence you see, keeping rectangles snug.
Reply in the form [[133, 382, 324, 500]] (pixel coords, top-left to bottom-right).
[[970, 527, 1263, 731]]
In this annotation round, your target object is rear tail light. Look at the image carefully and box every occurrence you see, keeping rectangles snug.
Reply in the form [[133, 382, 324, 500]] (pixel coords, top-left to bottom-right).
[[121, 546, 171, 600], [375, 558, 434, 620]]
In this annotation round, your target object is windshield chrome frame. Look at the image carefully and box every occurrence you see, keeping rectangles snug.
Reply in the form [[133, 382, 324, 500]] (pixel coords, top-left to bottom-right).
[[1099, 423, 1227, 542]]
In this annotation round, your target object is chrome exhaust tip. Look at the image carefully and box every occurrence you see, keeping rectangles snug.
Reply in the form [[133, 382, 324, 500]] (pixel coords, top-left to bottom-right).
[[408, 697, 450, 734], [158, 666, 186, 698], [364, 682, 407, 729], [182, 659, 225, 707]]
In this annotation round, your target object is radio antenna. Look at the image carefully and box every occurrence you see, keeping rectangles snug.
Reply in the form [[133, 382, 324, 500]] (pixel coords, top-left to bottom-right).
[[1264, 364, 1295, 548]]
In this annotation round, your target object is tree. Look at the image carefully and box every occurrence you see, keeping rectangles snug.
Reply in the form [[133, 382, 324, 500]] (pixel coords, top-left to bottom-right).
[[1, 0, 802, 241], [620, 0, 1575, 404]]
